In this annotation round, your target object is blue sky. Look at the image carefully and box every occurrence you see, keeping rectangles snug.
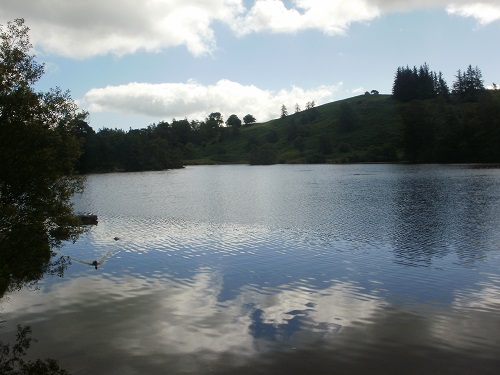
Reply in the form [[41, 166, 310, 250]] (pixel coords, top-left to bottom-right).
[[1, 0, 499, 130]]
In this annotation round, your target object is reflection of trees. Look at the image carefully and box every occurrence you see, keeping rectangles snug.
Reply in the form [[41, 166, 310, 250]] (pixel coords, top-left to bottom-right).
[[392, 173, 449, 267], [0, 324, 69, 374], [0, 222, 72, 375], [0, 223, 69, 375], [0, 225, 71, 374], [391, 166, 499, 266], [0, 222, 70, 299]]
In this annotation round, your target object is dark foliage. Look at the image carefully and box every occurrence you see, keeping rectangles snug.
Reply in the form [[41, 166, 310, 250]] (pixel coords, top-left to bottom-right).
[[243, 114, 256, 126], [400, 91, 500, 162], [452, 65, 485, 102], [248, 143, 276, 165], [392, 63, 449, 102], [76, 123, 184, 173], [0, 19, 85, 242]]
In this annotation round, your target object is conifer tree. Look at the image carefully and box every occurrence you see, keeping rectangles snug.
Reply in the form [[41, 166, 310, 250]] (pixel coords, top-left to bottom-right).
[[281, 104, 288, 118], [452, 65, 485, 101]]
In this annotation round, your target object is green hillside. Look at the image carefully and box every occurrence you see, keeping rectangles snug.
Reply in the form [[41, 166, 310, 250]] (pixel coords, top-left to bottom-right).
[[186, 94, 404, 165], [185, 90, 500, 165]]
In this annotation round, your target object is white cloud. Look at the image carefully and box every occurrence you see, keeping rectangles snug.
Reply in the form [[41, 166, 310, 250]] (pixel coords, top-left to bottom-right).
[[429, 282, 500, 350], [1, 1, 499, 59], [352, 87, 367, 95], [83, 79, 342, 123], [0, 0, 244, 58], [235, 0, 380, 35], [447, 2, 500, 25]]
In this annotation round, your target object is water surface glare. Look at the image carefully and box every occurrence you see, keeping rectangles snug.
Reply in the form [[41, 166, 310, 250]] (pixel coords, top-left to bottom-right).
[[2, 164, 500, 374]]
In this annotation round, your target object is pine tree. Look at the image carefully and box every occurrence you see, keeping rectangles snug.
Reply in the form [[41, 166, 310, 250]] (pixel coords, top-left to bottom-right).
[[452, 65, 485, 101], [281, 104, 288, 118]]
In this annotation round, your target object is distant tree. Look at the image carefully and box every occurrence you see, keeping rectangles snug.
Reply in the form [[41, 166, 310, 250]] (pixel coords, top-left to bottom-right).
[[206, 112, 224, 126], [295, 103, 301, 113], [303, 100, 319, 123], [243, 114, 256, 126], [226, 114, 242, 136], [392, 63, 447, 102], [417, 63, 435, 99], [370, 90, 379, 95], [226, 114, 242, 128], [200, 112, 223, 141], [305, 101, 316, 110], [433, 71, 450, 99], [392, 65, 418, 101], [281, 104, 288, 118], [452, 65, 485, 102]]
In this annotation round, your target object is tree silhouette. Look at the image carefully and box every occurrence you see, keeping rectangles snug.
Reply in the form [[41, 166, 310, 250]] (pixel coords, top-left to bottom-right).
[[392, 63, 448, 102], [243, 114, 256, 126], [0, 18, 86, 241], [452, 65, 485, 102], [226, 114, 242, 128], [281, 104, 288, 118]]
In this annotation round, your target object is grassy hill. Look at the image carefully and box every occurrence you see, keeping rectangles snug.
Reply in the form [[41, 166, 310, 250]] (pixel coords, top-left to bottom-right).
[[186, 90, 500, 165], [186, 94, 405, 165]]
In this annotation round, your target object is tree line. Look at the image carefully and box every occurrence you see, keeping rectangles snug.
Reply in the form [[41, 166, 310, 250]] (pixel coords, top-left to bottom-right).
[[392, 63, 488, 103], [393, 63, 499, 162], [58, 61, 500, 171], [75, 112, 257, 172]]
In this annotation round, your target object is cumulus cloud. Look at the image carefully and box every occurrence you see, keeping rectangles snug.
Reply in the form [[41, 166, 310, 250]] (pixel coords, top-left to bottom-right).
[[0, 0, 244, 58], [83, 79, 342, 123], [234, 0, 381, 35], [447, 2, 500, 25], [1, 1, 499, 59]]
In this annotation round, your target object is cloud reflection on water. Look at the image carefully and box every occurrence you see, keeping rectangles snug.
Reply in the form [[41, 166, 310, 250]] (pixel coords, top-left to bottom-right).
[[2, 262, 500, 374]]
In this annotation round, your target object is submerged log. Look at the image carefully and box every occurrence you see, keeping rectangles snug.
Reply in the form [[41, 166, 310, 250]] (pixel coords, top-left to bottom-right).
[[78, 214, 98, 225]]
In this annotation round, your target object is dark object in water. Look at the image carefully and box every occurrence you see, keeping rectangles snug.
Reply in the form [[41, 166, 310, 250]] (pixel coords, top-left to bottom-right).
[[91, 260, 99, 269], [78, 214, 98, 225]]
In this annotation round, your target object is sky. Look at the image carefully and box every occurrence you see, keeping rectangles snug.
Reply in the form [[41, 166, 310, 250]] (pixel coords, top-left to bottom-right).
[[1, 0, 499, 131]]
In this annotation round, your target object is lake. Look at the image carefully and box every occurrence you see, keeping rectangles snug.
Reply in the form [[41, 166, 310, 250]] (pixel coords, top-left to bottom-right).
[[2, 164, 500, 374]]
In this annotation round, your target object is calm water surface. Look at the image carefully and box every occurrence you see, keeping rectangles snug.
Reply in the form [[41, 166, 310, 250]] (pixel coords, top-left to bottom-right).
[[2, 164, 500, 374]]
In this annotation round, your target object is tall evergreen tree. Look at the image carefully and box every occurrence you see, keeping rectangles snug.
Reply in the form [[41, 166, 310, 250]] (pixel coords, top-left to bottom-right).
[[452, 65, 485, 102], [393, 63, 447, 102], [281, 104, 288, 118]]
